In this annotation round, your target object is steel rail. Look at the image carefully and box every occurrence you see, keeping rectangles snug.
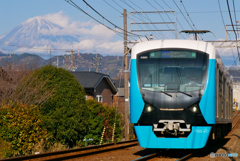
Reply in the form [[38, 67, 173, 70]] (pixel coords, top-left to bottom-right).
[[176, 153, 192, 161], [232, 112, 240, 129], [131, 153, 157, 161], [132, 149, 170, 161], [0, 139, 138, 161]]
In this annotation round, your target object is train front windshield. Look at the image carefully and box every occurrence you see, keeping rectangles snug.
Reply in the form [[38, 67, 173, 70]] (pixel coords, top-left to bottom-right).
[[137, 50, 209, 92]]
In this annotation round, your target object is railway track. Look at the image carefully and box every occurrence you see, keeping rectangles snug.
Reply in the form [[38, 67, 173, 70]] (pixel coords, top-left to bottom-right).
[[132, 153, 158, 161], [232, 111, 240, 129], [0, 139, 138, 161], [2, 111, 240, 161], [176, 153, 192, 161]]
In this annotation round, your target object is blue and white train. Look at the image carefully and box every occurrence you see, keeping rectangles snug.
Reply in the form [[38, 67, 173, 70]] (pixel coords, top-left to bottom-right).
[[130, 39, 233, 149]]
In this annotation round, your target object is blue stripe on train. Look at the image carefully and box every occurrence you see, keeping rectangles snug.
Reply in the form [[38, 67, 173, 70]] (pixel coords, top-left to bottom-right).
[[199, 59, 215, 124], [135, 126, 211, 149], [130, 59, 144, 123]]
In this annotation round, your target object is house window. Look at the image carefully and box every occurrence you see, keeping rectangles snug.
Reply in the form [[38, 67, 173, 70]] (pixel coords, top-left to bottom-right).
[[96, 95, 103, 102]]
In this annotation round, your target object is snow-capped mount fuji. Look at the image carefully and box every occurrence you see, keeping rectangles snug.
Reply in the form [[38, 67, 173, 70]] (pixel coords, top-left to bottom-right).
[[0, 16, 80, 46]]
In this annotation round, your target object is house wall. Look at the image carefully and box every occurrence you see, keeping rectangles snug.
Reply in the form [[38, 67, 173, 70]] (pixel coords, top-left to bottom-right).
[[96, 78, 114, 105], [86, 95, 93, 99]]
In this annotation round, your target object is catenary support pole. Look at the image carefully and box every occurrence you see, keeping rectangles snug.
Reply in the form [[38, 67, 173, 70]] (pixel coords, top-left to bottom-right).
[[124, 9, 129, 141]]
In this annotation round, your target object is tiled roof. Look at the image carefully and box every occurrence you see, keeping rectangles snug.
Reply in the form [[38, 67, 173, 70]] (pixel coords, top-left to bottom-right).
[[70, 71, 117, 93]]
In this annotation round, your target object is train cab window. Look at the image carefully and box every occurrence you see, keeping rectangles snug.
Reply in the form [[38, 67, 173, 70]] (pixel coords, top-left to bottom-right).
[[137, 50, 208, 93]]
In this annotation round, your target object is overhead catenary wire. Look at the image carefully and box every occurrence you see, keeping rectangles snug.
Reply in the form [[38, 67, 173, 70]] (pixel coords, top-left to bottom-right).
[[124, 0, 152, 39], [129, 0, 168, 39], [232, 0, 239, 38], [227, 35, 238, 68], [153, 0, 187, 39], [102, 0, 144, 42], [113, 0, 166, 39], [180, 0, 203, 40], [144, 0, 178, 38], [218, 0, 227, 30], [117, 0, 165, 39], [124, 0, 167, 39], [226, 0, 240, 61], [113, 0, 161, 39], [172, 0, 194, 30], [81, 0, 144, 38], [65, 0, 126, 38], [66, 0, 144, 44], [160, 0, 170, 9], [217, 0, 237, 67]]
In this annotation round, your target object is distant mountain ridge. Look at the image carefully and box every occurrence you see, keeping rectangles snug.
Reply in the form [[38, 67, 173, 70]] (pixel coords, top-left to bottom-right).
[[0, 17, 80, 46], [0, 53, 125, 78], [0, 52, 239, 80]]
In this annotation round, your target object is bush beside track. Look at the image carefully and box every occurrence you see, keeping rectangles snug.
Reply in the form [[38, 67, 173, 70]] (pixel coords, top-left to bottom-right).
[[0, 66, 122, 158]]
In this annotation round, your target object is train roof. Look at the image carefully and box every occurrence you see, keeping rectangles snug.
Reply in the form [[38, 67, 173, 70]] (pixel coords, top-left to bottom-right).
[[131, 39, 233, 85], [131, 39, 216, 59]]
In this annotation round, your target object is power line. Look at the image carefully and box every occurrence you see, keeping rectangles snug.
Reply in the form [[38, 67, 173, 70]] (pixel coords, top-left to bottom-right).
[[123, 0, 168, 39], [102, 0, 144, 41], [180, 0, 203, 40], [81, 0, 143, 38], [125, 0, 167, 39], [226, 0, 240, 61], [116, 0, 163, 39], [160, 0, 170, 9], [112, 0, 164, 39], [218, 0, 238, 67], [218, 0, 227, 31], [232, 0, 239, 38], [65, 0, 125, 38], [105, 0, 147, 41], [180, 1, 196, 29], [229, 34, 238, 67], [145, 0, 177, 38], [102, 0, 122, 14], [226, 0, 238, 39], [66, 0, 143, 44], [153, 0, 187, 39], [173, 0, 194, 30]]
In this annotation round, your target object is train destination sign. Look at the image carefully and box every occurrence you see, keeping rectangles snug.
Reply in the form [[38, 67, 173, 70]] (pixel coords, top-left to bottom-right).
[[149, 51, 196, 58]]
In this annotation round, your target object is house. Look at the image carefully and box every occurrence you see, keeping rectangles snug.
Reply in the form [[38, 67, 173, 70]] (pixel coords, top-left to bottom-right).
[[71, 71, 117, 105]]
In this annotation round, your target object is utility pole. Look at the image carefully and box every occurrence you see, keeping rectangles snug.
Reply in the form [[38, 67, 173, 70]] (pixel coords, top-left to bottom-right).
[[22, 45, 24, 54], [57, 56, 59, 68], [49, 46, 52, 65], [91, 53, 102, 72], [124, 9, 129, 141], [65, 50, 77, 71]]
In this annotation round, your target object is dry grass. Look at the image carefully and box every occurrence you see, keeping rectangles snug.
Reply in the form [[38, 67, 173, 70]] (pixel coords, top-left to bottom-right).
[[32, 139, 68, 154]]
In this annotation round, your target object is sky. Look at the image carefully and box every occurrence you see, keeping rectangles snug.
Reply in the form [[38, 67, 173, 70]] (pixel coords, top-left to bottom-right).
[[0, 0, 240, 66]]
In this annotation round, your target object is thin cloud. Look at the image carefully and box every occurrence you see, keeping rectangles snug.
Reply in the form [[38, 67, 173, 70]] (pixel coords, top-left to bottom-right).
[[6, 11, 123, 55]]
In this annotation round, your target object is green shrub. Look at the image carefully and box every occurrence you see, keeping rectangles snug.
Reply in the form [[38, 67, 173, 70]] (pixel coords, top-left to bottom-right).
[[80, 99, 122, 146], [0, 102, 48, 158], [13, 66, 89, 147]]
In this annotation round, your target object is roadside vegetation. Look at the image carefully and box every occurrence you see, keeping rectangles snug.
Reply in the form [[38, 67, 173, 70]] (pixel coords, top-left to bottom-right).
[[0, 63, 122, 158]]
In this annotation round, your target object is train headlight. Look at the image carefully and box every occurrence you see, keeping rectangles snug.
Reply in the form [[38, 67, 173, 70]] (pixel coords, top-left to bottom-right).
[[144, 104, 155, 113], [147, 106, 152, 112], [188, 104, 200, 114]]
